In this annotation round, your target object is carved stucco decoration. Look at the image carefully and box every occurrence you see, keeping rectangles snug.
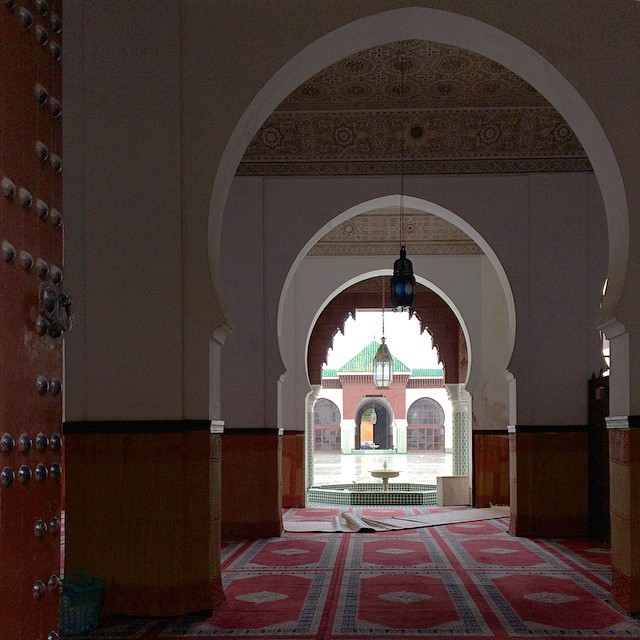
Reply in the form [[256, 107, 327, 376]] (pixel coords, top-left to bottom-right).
[[252, 42, 586, 380], [239, 40, 590, 176], [309, 209, 482, 257], [240, 107, 588, 176], [307, 277, 465, 386], [280, 41, 549, 111]]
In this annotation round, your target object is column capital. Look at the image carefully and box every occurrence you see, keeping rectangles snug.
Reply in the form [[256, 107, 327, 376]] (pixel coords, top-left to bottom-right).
[[308, 385, 321, 403], [445, 382, 469, 404], [597, 316, 626, 339], [606, 415, 640, 429], [210, 419, 225, 434]]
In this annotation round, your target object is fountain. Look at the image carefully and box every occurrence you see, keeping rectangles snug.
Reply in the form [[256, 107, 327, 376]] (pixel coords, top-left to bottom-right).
[[369, 461, 400, 491], [308, 460, 437, 506]]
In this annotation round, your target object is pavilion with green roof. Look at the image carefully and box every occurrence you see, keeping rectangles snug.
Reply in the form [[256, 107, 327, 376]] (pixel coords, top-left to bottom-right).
[[317, 340, 447, 454], [337, 340, 412, 375], [321, 340, 444, 380]]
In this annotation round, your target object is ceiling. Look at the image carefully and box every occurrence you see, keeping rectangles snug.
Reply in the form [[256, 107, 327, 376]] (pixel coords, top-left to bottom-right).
[[280, 39, 548, 110], [238, 39, 592, 257], [308, 207, 483, 256]]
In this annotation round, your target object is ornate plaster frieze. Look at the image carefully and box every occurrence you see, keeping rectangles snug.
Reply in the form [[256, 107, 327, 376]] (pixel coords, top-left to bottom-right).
[[279, 40, 550, 111], [237, 156, 591, 176], [239, 107, 589, 176], [238, 40, 591, 177], [309, 212, 482, 257]]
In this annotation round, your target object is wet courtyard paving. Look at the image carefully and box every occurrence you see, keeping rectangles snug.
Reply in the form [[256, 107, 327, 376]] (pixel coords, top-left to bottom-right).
[[311, 451, 453, 486]]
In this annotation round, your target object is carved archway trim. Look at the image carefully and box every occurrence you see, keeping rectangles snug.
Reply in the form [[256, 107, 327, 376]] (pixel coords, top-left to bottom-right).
[[307, 277, 466, 386]]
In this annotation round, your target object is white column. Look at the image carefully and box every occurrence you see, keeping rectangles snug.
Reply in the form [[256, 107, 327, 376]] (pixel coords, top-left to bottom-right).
[[341, 419, 355, 454], [600, 318, 630, 416], [395, 419, 407, 453], [306, 386, 321, 489], [446, 384, 472, 476]]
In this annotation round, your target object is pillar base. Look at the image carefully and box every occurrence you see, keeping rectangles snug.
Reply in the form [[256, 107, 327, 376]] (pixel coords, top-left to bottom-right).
[[221, 428, 283, 539], [64, 420, 218, 616], [508, 425, 588, 537], [608, 417, 640, 613], [282, 431, 305, 508]]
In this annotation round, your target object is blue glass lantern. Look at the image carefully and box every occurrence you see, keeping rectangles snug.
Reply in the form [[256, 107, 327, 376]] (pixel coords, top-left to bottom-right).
[[390, 245, 415, 310]]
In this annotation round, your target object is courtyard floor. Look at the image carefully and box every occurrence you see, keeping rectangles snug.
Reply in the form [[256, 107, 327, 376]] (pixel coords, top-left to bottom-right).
[[311, 450, 453, 485]]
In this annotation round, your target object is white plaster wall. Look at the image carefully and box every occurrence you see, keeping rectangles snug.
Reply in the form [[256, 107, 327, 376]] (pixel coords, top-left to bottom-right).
[[224, 172, 606, 432], [63, 2, 185, 420], [218, 178, 266, 427], [61, 1, 634, 423], [508, 174, 607, 424], [476, 256, 511, 429]]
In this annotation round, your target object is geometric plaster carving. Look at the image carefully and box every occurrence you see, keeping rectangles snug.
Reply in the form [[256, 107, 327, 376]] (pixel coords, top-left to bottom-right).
[[307, 277, 466, 386]]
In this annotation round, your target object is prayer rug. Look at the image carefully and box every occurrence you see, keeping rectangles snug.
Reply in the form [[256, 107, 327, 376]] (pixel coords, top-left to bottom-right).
[[68, 507, 640, 639], [283, 505, 510, 532]]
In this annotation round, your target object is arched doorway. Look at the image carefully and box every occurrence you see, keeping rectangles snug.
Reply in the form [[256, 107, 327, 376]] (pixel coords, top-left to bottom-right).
[[407, 398, 446, 452], [212, 10, 627, 450], [356, 398, 393, 450], [303, 271, 480, 491], [313, 398, 341, 451], [213, 6, 627, 605]]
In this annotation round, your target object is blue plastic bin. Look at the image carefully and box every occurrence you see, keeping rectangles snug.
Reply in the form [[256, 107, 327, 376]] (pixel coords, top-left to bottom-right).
[[60, 572, 106, 636]]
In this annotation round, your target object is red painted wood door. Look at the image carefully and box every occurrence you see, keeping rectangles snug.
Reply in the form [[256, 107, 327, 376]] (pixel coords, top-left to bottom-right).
[[1, 2, 65, 638]]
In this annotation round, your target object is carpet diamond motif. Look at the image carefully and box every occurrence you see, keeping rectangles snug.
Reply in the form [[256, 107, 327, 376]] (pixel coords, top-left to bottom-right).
[[523, 591, 580, 604], [71, 507, 640, 639], [378, 590, 433, 603], [480, 547, 518, 555], [234, 590, 289, 604]]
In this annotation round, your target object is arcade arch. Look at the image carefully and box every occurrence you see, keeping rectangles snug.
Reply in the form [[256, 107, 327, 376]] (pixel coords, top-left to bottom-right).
[[214, 7, 621, 589], [276, 193, 514, 494], [313, 398, 342, 452], [279, 195, 514, 442], [307, 277, 470, 388], [211, 7, 628, 422]]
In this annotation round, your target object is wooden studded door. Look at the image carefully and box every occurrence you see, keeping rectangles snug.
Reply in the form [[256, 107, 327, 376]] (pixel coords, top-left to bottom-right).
[[1, 2, 66, 639]]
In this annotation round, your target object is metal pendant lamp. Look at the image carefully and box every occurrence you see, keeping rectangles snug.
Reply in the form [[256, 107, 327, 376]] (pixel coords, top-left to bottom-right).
[[373, 277, 393, 388], [390, 52, 416, 311], [391, 246, 415, 310]]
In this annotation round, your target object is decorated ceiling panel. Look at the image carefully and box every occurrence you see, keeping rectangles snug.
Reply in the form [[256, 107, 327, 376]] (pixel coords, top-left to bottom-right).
[[309, 209, 482, 257], [238, 40, 590, 176], [280, 40, 549, 111]]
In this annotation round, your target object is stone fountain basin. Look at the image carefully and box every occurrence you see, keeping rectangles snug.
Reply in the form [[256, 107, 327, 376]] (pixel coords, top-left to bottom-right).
[[370, 469, 401, 492], [307, 482, 437, 505], [370, 470, 400, 479]]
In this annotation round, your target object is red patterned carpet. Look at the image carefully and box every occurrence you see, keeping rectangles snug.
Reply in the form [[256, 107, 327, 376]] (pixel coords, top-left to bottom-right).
[[71, 507, 640, 639]]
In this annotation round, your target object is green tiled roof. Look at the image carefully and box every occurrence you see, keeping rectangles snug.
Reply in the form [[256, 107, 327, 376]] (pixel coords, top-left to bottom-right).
[[411, 368, 444, 377], [321, 368, 338, 378], [337, 340, 411, 374]]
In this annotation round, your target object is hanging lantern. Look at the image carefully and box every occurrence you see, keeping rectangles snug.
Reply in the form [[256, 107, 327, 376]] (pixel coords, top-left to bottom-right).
[[390, 245, 416, 310], [373, 337, 393, 388], [390, 52, 417, 311]]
